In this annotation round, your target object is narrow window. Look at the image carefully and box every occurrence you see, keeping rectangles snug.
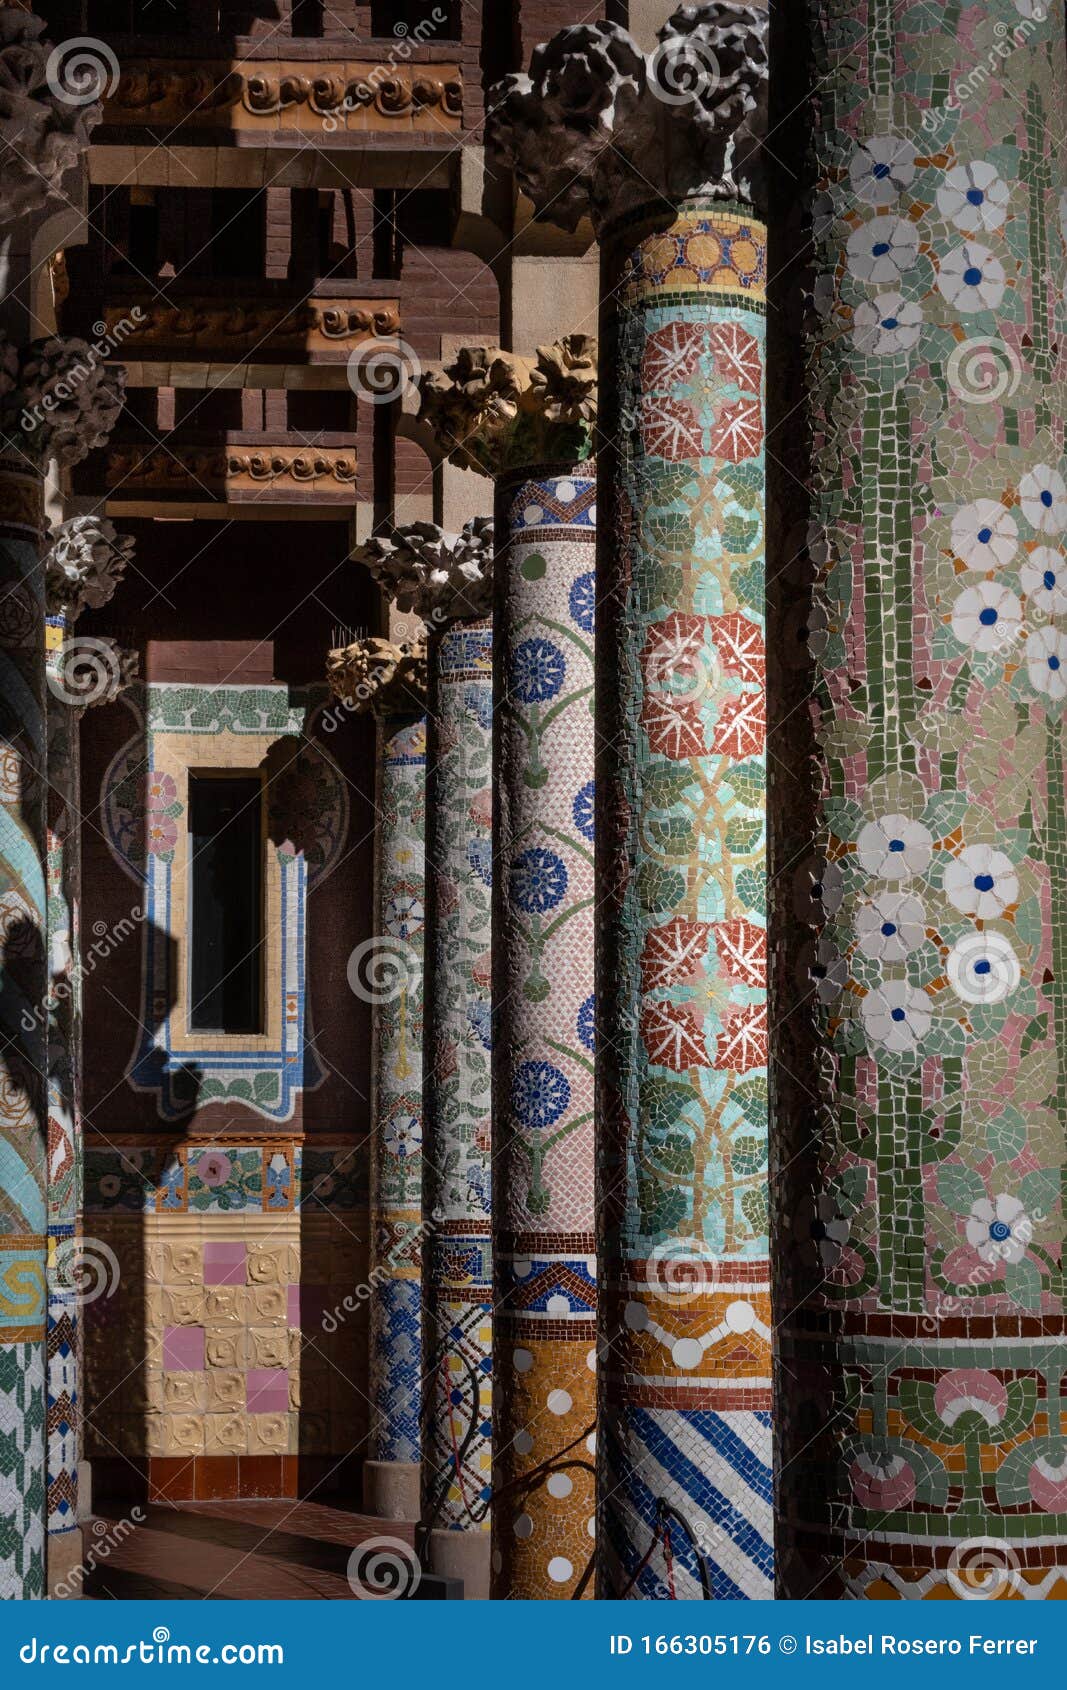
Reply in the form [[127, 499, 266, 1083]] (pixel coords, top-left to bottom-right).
[[189, 775, 263, 1034]]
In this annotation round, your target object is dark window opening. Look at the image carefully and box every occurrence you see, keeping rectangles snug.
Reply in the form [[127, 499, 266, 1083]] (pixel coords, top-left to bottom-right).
[[371, 1, 459, 41], [291, 0, 324, 36], [189, 774, 263, 1034], [87, 1, 191, 32], [207, 190, 265, 280]]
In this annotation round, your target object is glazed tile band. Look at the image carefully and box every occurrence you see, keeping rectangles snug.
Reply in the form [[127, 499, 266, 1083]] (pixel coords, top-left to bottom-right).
[[770, 0, 1067, 1599]]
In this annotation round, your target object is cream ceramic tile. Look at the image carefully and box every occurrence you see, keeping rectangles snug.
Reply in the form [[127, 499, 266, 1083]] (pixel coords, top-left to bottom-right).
[[204, 1328, 246, 1370], [204, 1370, 245, 1411]]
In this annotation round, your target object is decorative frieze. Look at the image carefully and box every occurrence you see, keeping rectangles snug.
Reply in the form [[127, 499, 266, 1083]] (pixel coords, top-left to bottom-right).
[[104, 441, 357, 504], [99, 296, 401, 353], [103, 62, 462, 134]]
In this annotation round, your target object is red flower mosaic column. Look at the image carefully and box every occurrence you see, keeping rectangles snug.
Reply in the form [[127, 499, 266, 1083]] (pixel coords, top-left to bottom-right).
[[488, 0, 772, 1603], [596, 202, 772, 1599]]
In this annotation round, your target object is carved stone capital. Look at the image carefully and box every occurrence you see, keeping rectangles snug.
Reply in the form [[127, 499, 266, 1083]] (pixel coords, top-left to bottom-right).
[[2, 333, 126, 467], [418, 335, 597, 477], [354, 516, 494, 626], [0, 11, 104, 223], [326, 636, 428, 717], [487, 4, 768, 235], [44, 515, 135, 617]]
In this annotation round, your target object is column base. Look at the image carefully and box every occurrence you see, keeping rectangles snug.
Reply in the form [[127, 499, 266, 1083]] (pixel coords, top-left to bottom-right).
[[47, 1527, 85, 1598], [428, 1528, 489, 1599], [362, 1460, 421, 1521]]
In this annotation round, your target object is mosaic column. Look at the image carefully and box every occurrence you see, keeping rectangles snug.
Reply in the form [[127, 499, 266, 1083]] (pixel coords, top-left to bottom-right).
[[355, 520, 496, 1596], [42, 519, 135, 1590], [491, 5, 772, 1601], [326, 637, 427, 1521], [420, 338, 599, 1599], [765, 0, 1067, 1599], [0, 334, 123, 1596]]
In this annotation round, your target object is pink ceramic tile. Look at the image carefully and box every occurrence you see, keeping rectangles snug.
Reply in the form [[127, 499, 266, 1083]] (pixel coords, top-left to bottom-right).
[[163, 1325, 205, 1371], [203, 1241, 247, 1286], [246, 1369, 289, 1413]]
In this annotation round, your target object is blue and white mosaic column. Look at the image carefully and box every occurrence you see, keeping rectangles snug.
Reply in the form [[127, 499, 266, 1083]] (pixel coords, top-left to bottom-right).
[[353, 521, 496, 1591], [418, 341, 600, 1599]]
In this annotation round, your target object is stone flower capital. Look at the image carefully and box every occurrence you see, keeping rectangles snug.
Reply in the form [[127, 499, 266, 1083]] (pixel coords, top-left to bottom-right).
[[0, 10, 104, 224], [1, 332, 126, 469], [487, 3, 769, 236], [418, 335, 598, 477], [44, 515, 135, 618], [354, 515, 494, 625], [326, 636, 428, 717]]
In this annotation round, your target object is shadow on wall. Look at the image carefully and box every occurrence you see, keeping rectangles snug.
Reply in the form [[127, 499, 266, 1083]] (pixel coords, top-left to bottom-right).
[[77, 685, 376, 1518]]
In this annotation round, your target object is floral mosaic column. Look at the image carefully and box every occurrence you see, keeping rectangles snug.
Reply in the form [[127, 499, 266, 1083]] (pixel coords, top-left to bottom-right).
[[491, 5, 772, 1601], [766, 0, 1067, 1599], [0, 334, 123, 1596], [355, 521, 495, 1596], [420, 338, 599, 1599], [326, 638, 427, 1521], [42, 519, 135, 1586]]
